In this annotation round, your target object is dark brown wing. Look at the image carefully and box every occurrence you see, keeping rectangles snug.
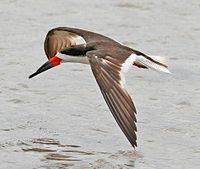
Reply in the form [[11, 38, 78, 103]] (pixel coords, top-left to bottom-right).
[[44, 27, 120, 60], [87, 53, 137, 148], [44, 29, 86, 59], [55, 27, 120, 44]]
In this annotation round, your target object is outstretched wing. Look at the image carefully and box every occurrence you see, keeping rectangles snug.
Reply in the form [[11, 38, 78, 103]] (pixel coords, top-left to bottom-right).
[[44, 27, 119, 59], [87, 53, 137, 148], [44, 29, 86, 59]]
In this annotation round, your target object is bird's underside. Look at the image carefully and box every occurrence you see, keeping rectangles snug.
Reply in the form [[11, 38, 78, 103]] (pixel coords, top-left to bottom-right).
[[31, 27, 170, 148]]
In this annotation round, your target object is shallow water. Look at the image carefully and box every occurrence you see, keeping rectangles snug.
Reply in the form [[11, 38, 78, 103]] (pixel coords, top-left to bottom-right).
[[0, 0, 200, 168]]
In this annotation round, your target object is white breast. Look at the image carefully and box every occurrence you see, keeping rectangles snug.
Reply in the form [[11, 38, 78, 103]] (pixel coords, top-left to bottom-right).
[[57, 53, 89, 64], [120, 54, 137, 86], [121, 54, 137, 73]]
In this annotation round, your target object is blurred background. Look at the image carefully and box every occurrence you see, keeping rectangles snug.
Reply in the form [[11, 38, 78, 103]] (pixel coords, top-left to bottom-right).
[[0, 0, 200, 168]]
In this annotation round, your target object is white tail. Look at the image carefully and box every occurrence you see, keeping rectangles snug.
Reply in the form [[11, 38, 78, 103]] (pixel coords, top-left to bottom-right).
[[135, 54, 171, 74]]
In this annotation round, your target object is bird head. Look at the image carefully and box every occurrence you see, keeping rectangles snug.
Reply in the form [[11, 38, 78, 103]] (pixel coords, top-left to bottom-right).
[[29, 56, 62, 79]]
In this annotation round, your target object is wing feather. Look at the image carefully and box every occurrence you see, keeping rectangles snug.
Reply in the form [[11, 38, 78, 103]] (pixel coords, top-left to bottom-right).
[[44, 30, 86, 59], [88, 54, 137, 147], [44, 27, 123, 60]]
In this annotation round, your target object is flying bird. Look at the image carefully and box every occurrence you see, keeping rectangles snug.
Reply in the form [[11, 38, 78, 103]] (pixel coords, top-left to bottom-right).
[[29, 27, 170, 148]]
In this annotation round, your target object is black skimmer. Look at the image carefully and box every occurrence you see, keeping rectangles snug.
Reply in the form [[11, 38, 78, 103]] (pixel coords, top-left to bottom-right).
[[29, 27, 170, 148]]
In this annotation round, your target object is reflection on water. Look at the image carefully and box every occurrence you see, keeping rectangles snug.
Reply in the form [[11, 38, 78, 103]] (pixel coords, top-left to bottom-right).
[[22, 148, 56, 152], [32, 138, 61, 145], [16, 138, 95, 168], [45, 153, 80, 161], [15, 138, 140, 168], [0, 137, 141, 168]]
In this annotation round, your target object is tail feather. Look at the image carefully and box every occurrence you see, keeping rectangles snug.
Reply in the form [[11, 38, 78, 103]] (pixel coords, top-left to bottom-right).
[[134, 54, 171, 74]]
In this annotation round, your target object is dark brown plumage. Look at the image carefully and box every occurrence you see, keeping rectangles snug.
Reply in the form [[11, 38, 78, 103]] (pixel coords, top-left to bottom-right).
[[30, 27, 170, 148], [43, 27, 137, 147]]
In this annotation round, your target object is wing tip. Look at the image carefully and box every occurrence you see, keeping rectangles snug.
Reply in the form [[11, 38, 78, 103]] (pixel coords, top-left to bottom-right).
[[131, 141, 137, 148]]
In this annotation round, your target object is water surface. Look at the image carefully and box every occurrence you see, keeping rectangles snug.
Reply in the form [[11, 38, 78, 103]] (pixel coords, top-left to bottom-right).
[[0, 0, 200, 168]]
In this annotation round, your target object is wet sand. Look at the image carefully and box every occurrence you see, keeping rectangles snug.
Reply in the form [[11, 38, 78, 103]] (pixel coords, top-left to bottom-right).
[[0, 0, 200, 168]]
